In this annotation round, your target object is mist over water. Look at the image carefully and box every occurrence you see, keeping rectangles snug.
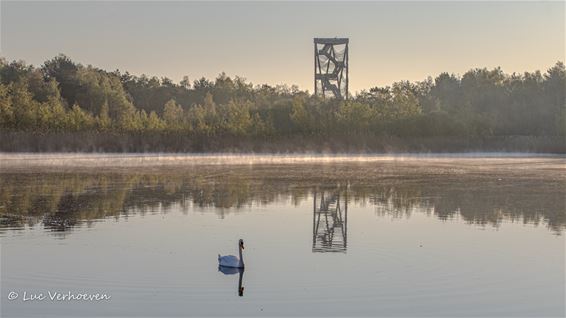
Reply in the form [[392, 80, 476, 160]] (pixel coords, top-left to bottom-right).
[[0, 152, 563, 168]]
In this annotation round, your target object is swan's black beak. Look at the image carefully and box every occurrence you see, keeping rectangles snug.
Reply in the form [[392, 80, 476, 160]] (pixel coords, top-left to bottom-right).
[[241, 244, 245, 250]]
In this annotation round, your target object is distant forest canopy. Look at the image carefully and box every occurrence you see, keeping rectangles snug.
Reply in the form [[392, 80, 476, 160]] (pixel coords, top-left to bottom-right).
[[0, 55, 564, 152]]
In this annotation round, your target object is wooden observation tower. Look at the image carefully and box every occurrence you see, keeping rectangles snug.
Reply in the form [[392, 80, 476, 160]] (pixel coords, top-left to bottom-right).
[[314, 38, 349, 99]]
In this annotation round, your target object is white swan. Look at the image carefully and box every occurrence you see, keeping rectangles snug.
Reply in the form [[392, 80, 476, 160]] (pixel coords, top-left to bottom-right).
[[218, 239, 245, 268]]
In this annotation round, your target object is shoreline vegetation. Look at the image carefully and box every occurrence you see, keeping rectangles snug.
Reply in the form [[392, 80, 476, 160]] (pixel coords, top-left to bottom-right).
[[0, 133, 564, 153], [0, 55, 564, 153]]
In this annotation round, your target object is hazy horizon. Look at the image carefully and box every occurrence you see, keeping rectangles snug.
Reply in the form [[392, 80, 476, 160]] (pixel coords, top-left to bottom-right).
[[1, 1, 564, 93]]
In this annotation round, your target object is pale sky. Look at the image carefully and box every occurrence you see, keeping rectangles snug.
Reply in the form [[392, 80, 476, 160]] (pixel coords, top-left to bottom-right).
[[1, 1, 564, 93]]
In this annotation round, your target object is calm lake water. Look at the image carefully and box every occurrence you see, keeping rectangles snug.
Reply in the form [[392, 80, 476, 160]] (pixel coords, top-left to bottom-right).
[[0, 154, 564, 317]]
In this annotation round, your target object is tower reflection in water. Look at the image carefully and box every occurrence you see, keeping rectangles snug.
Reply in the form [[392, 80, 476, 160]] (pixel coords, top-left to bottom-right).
[[312, 186, 348, 253]]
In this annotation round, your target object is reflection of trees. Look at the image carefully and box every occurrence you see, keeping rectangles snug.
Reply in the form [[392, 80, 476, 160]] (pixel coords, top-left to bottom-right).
[[369, 181, 565, 232], [0, 165, 564, 235], [0, 171, 308, 232]]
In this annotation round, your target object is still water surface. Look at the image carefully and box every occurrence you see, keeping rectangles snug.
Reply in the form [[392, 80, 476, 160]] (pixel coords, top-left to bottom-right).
[[1, 155, 564, 317]]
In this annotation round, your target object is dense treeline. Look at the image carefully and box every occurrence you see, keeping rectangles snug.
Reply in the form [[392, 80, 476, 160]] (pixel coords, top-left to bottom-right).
[[0, 55, 564, 152]]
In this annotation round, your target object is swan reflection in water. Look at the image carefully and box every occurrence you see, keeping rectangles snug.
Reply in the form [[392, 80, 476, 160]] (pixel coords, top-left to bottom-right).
[[218, 266, 245, 297]]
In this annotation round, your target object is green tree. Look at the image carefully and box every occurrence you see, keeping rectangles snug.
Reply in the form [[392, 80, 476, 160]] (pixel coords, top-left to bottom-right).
[[67, 104, 95, 131], [163, 99, 184, 130], [10, 83, 39, 129], [337, 101, 375, 134], [146, 111, 165, 131], [42, 54, 80, 105], [221, 99, 252, 136], [97, 102, 112, 131], [290, 95, 309, 133], [0, 83, 14, 128]]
